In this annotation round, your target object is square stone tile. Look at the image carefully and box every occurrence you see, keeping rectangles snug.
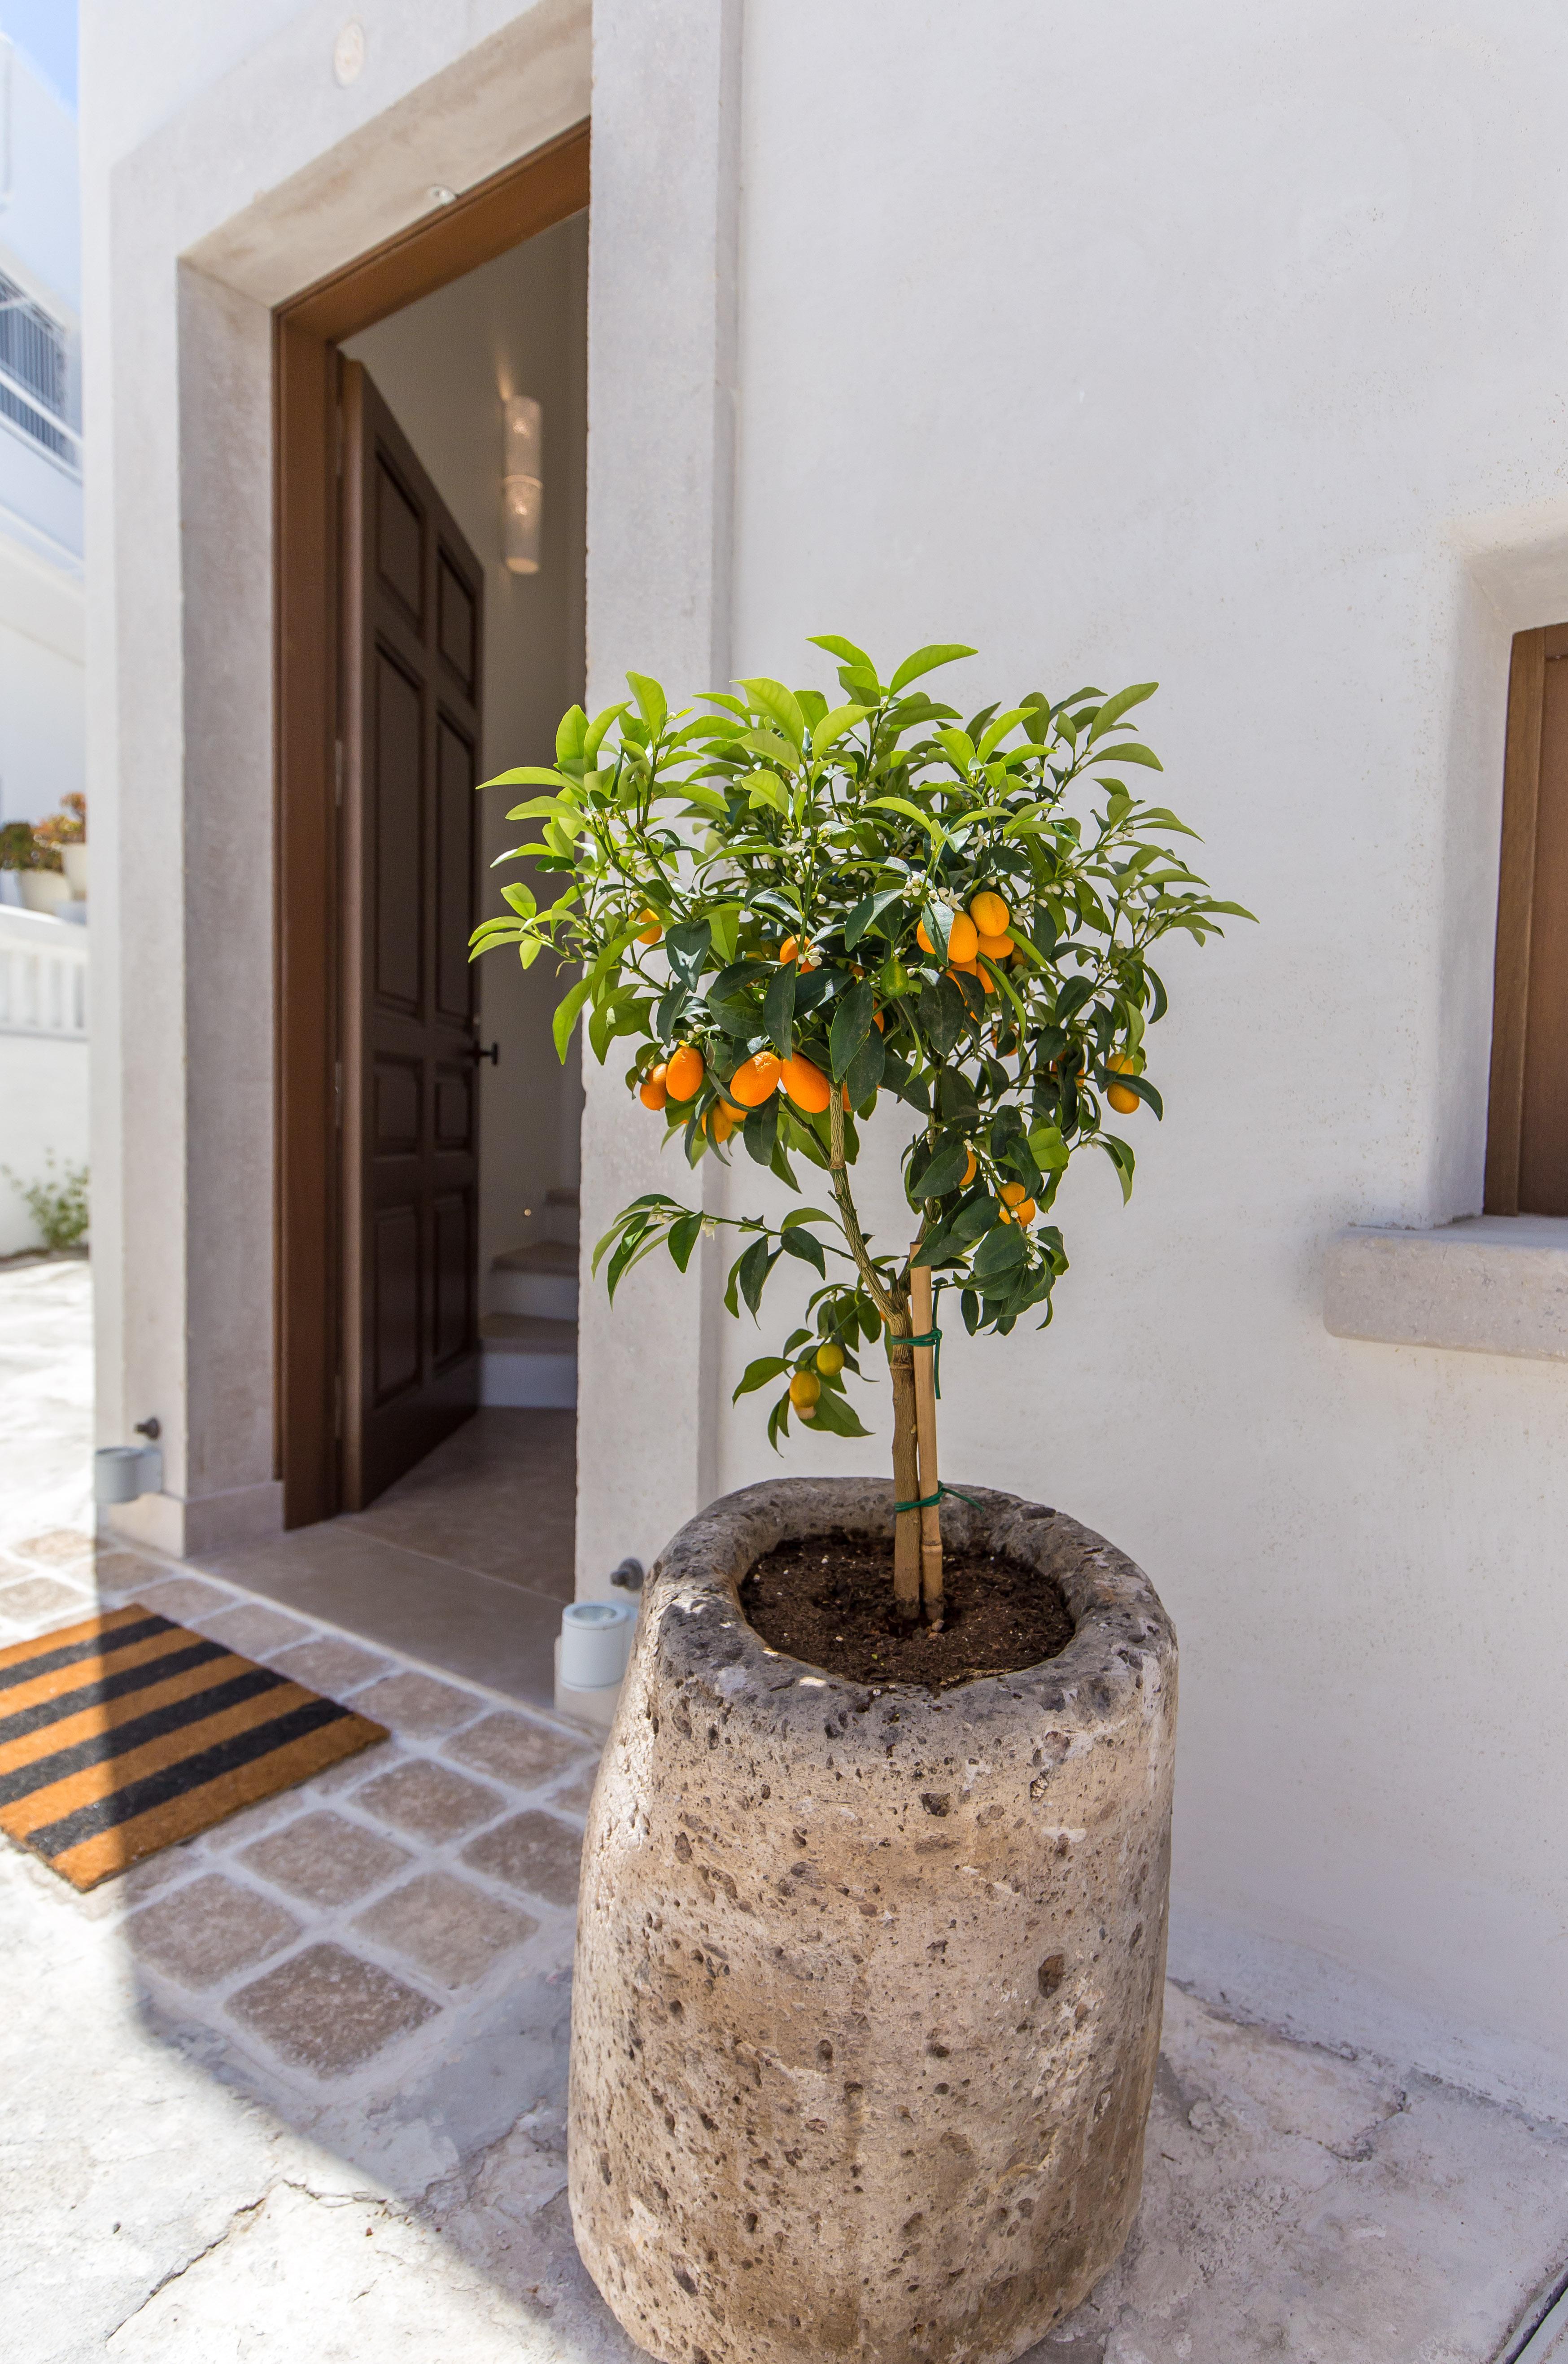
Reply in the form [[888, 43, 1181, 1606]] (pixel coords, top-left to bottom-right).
[[352, 1670, 486, 1738], [124, 1872, 301, 1988], [269, 1637, 391, 1696], [228, 1941, 439, 2076], [355, 1758, 504, 1843], [200, 1790, 305, 1849], [444, 1712, 593, 1792], [354, 1870, 537, 1989], [0, 1572, 90, 1623], [89, 1549, 170, 1602], [134, 1574, 238, 1625], [197, 1602, 314, 1660], [547, 1760, 600, 1817], [307, 1744, 404, 1799], [13, 1528, 94, 1565], [238, 1810, 412, 1908], [462, 1809, 583, 1907]]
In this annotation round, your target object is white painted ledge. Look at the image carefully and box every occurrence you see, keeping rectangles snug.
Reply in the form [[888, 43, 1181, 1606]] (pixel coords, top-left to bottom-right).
[[1323, 1216, 1568, 1361]]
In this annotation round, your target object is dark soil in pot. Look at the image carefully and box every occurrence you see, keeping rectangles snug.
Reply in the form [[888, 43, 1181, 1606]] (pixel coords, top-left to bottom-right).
[[739, 1524, 1075, 1687]]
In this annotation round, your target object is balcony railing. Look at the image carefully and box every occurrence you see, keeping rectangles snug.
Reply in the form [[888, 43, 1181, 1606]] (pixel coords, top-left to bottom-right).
[[0, 904, 88, 1038]]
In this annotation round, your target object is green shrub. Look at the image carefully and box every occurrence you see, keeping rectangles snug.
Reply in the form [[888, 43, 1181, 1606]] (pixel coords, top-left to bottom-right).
[[3, 1154, 90, 1252]]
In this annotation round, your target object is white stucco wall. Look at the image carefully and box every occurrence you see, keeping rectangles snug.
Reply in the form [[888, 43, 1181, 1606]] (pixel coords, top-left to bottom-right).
[[79, 0, 1568, 2121], [342, 211, 589, 1278]]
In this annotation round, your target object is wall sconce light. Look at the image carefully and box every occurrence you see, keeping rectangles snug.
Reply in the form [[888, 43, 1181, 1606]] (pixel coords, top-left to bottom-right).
[[502, 394, 542, 574]]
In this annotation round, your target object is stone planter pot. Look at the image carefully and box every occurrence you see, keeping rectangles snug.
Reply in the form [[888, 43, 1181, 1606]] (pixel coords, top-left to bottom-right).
[[569, 1476, 1177, 2364], [17, 869, 70, 915]]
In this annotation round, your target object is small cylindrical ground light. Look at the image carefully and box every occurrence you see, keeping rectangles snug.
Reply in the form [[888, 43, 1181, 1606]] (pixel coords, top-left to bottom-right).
[[94, 1444, 162, 1504], [559, 1599, 635, 1691], [502, 394, 542, 573]]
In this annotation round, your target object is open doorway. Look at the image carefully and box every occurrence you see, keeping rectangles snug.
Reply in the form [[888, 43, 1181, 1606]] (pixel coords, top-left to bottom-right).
[[249, 129, 588, 1696]]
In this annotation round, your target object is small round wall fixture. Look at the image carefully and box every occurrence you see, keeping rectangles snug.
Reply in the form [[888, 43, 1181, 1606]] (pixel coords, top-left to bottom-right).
[[427, 185, 457, 207], [332, 21, 365, 85]]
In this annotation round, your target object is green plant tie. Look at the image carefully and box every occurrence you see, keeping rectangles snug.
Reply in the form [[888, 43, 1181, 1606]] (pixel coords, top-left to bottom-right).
[[892, 1481, 988, 1515]]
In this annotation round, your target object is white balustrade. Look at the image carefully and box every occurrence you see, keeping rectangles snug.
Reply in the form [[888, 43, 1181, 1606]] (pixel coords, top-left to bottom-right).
[[0, 905, 89, 1040]]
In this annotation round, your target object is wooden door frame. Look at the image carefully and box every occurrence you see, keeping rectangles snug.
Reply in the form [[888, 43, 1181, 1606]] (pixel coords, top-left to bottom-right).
[[274, 118, 590, 1529]]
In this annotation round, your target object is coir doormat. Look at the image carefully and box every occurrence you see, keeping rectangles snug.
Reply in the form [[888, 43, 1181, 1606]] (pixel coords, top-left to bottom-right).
[[0, 1602, 389, 1890]]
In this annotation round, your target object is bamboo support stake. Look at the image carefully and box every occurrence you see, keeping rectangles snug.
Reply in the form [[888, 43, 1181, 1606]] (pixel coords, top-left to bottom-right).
[[909, 1249, 943, 1628]]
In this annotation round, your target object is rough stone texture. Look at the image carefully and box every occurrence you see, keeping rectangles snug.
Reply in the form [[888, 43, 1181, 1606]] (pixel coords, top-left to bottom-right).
[[1323, 1214, 1568, 1360], [356, 1758, 505, 1841], [197, 1601, 314, 1659], [446, 1711, 594, 1790], [124, 1872, 300, 1988], [13, 1527, 94, 1564], [355, 1668, 489, 1737], [239, 1810, 412, 1906], [229, 1941, 439, 2075], [354, 1869, 539, 1988], [466, 1810, 585, 1907], [570, 1478, 1178, 2364]]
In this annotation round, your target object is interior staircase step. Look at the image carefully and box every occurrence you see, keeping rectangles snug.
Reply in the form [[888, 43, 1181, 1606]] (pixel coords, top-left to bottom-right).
[[480, 1313, 577, 1353], [480, 1313, 577, 1409], [493, 1239, 577, 1275], [542, 1186, 580, 1247]]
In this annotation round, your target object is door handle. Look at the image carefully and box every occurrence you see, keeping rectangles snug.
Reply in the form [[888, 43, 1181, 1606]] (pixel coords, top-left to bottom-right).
[[470, 1041, 499, 1066]]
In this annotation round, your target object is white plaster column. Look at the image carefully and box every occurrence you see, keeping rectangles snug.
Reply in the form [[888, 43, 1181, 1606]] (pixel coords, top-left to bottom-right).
[[577, 0, 743, 1593]]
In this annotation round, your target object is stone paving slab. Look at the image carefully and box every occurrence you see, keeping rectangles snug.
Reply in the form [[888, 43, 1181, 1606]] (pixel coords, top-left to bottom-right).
[[0, 1512, 1567, 2359]]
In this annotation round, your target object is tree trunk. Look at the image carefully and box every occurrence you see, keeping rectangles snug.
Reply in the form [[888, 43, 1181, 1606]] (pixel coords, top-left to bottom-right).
[[888, 1321, 922, 1620], [909, 1255, 944, 1627]]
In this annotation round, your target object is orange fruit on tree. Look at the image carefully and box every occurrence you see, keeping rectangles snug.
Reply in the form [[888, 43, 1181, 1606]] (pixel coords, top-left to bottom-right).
[[780, 1051, 831, 1113], [917, 910, 978, 963], [1000, 1181, 1029, 1207], [778, 934, 817, 968], [976, 930, 1013, 961], [961, 1147, 978, 1186], [815, 1341, 845, 1376], [969, 889, 1010, 938], [703, 1101, 737, 1143], [636, 908, 664, 946], [665, 1043, 705, 1101], [1107, 1052, 1140, 1115], [638, 1063, 668, 1110], [789, 1370, 821, 1414], [729, 1051, 782, 1107], [998, 1192, 1037, 1226]]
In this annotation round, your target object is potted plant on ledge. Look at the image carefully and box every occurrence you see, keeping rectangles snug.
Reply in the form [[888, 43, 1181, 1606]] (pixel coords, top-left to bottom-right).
[[476, 638, 1249, 2364]]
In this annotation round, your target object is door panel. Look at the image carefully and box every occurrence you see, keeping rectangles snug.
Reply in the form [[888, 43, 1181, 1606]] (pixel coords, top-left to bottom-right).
[[342, 362, 485, 1506]]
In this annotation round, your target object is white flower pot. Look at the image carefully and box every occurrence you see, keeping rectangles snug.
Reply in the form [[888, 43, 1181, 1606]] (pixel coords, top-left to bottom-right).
[[18, 871, 70, 915], [61, 844, 88, 898]]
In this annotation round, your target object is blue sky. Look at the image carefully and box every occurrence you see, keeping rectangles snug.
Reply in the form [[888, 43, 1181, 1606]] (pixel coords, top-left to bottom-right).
[[0, 0, 76, 111]]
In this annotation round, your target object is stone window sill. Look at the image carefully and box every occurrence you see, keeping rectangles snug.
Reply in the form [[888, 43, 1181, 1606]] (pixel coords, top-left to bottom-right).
[[1323, 1216, 1568, 1361]]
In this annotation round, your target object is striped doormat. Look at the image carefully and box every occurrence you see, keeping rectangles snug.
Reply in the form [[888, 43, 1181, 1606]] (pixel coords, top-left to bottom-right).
[[0, 1602, 389, 1891]]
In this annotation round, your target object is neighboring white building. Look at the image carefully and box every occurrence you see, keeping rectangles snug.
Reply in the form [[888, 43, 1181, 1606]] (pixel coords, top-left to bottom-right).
[[0, 32, 85, 1252], [0, 32, 81, 836], [79, 0, 1568, 2137]]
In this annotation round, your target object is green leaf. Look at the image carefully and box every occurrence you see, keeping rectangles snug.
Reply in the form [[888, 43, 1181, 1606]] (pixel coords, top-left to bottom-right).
[[743, 1098, 778, 1166], [746, 767, 791, 815], [743, 728, 799, 771], [500, 881, 536, 917], [668, 1211, 705, 1271], [807, 633, 878, 678], [844, 887, 905, 950], [552, 976, 592, 1062], [708, 902, 743, 963], [917, 974, 968, 1058], [1088, 682, 1157, 741], [915, 1134, 972, 1201], [829, 978, 876, 1080], [764, 961, 796, 1057], [1027, 1123, 1070, 1172], [737, 1235, 776, 1317], [972, 1223, 1027, 1280], [664, 919, 712, 986], [889, 643, 977, 695], [583, 701, 631, 764], [482, 765, 570, 791], [1101, 1133, 1137, 1204], [975, 707, 1033, 761], [779, 1226, 826, 1276], [811, 702, 871, 758], [1086, 741, 1163, 770], [845, 1028, 886, 1107], [935, 727, 977, 773], [734, 1355, 789, 1401], [554, 706, 588, 764], [870, 795, 948, 849], [738, 676, 807, 751], [807, 1388, 873, 1439], [626, 671, 668, 732]]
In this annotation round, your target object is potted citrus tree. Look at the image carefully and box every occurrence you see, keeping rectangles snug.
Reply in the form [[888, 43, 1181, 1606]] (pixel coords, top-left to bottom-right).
[[475, 638, 1248, 2364]]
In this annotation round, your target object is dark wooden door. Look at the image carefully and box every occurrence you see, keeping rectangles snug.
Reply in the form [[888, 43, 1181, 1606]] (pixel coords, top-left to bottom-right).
[[340, 361, 484, 1507]]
